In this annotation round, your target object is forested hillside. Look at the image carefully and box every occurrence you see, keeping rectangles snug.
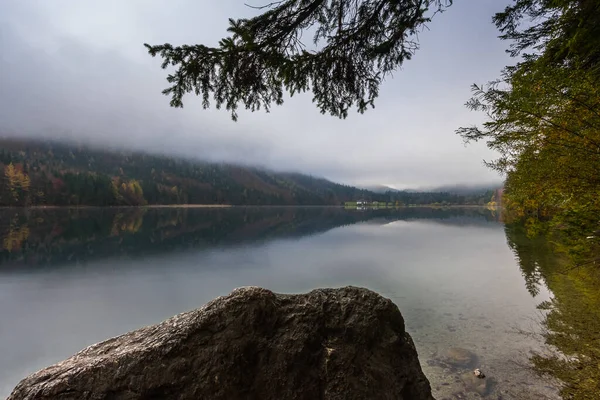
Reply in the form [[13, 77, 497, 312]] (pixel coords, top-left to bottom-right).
[[0, 138, 493, 207], [0, 138, 376, 206]]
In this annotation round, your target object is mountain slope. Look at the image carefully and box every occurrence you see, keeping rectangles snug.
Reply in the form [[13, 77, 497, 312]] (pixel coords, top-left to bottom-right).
[[422, 183, 503, 195], [0, 138, 382, 206]]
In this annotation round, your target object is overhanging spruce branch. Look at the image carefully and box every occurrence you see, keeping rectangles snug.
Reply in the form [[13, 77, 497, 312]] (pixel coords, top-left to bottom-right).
[[145, 0, 452, 120]]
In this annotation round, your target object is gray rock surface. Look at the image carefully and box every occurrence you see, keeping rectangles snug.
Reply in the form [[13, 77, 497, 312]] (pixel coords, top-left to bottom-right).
[[8, 286, 434, 400]]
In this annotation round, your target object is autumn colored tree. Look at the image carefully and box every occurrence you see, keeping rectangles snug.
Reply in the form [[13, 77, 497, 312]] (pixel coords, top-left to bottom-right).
[[113, 178, 147, 206], [4, 163, 31, 204], [2, 224, 29, 252]]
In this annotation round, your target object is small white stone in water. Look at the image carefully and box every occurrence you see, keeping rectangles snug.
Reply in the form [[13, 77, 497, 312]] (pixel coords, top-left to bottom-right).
[[473, 368, 485, 379]]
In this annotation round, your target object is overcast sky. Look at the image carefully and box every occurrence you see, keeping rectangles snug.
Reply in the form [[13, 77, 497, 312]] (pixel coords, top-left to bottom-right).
[[0, 0, 512, 188]]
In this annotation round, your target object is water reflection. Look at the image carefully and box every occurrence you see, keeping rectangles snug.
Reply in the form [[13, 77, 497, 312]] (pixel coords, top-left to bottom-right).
[[0, 207, 499, 271], [0, 207, 562, 399], [505, 220, 600, 399]]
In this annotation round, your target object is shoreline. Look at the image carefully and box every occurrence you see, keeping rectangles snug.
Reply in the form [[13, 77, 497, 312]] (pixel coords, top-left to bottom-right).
[[0, 204, 497, 210], [0, 204, 233, 210], [142, 204, 232, 209]]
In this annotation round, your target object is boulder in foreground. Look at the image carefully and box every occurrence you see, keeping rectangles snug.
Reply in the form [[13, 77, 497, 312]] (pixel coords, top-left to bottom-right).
[[9, 286, 433, 400]]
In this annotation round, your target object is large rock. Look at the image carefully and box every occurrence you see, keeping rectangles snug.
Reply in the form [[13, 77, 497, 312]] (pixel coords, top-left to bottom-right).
[[8, 286, 434, 400]]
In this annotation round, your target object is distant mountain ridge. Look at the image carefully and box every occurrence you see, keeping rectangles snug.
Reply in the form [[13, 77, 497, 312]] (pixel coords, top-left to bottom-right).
[[421, 183, 503, 195], [361, 185, 398, 194], [363, 183, 503, 195]]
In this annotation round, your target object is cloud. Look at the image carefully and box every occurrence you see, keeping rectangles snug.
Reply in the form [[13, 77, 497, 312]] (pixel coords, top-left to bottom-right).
[[0, 0, 511, 187]]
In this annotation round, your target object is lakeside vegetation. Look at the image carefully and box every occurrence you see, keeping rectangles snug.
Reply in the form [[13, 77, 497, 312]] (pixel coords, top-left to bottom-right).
[[457, 1, 600, 228]]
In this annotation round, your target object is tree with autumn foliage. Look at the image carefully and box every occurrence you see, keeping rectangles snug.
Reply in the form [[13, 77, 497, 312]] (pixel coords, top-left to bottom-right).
[[2, 163, 31, 205], [112, 178, 147, 206]]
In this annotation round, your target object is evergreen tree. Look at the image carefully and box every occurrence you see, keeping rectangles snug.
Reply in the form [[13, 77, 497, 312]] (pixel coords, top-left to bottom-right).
[[145, 0, 452, 120]]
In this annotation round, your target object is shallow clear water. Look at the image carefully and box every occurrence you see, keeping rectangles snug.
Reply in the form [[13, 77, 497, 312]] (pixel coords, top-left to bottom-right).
[[0, 207, 560, 399]]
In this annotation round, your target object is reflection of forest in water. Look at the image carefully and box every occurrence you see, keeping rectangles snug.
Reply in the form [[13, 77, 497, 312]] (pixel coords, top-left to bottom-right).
[[505, 220, 600, 399], [0, 206, 499, 270]]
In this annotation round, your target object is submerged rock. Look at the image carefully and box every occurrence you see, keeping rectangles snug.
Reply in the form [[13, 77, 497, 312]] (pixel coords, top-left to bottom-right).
[[460, 371, 493, 396], [444, 347, 478, 368], [8, 286, 434, 400]]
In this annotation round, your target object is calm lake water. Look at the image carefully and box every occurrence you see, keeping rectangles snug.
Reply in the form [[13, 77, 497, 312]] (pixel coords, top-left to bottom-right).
[[0, 207, 562, 399]]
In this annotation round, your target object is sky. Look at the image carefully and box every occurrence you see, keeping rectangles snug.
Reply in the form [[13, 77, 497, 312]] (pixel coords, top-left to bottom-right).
[[0, 0, 513, 189]]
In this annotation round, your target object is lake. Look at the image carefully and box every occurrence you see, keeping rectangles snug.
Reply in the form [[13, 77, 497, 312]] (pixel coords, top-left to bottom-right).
[[0, 207, 562, 399]]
